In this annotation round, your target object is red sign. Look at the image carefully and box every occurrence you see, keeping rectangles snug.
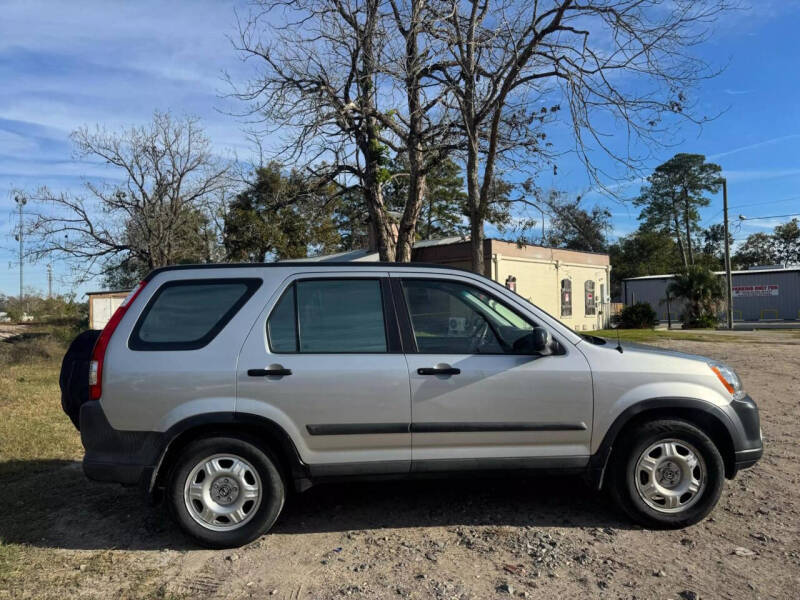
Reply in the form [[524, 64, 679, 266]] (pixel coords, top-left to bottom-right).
[[732, 284, 778, 297]]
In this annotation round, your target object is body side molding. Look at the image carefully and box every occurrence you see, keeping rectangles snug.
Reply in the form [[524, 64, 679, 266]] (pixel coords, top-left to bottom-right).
[[305, 422, 588, 435]]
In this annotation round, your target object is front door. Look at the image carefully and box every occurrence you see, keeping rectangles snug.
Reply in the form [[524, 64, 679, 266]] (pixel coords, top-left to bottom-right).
[[393, 274, 593, 472], [237, 274, 411, 476]]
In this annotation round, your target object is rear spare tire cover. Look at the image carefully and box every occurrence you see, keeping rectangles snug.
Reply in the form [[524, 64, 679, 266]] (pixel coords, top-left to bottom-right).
[[60, 329, 101, 430]]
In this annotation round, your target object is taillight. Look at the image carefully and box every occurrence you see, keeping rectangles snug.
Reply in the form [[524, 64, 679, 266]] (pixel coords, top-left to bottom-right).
[[88, 280, 147, 401]]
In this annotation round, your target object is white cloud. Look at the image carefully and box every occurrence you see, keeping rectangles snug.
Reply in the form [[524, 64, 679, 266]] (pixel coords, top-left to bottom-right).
[[723, 168, 800, 183], [709, 134, 800, 161]]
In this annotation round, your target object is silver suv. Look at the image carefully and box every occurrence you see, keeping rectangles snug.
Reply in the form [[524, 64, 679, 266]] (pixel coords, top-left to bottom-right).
[[60, 263, 762, 547]]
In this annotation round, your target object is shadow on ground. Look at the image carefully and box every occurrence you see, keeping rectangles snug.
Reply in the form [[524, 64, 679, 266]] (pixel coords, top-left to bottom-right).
[[0, 460, 633, 551]]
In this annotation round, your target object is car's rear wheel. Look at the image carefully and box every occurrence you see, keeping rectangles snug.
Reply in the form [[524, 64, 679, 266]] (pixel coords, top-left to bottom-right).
[[608, 419, 725, 528], [167, 436, 285, 548]]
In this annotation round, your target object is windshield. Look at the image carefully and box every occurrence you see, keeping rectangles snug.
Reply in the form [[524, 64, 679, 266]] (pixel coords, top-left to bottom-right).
[[458, 287, 534, 333]]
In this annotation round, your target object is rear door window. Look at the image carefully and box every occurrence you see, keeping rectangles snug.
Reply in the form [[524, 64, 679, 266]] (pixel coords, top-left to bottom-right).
[[267, 279, 388, 353], [130, 279, 261, 350]]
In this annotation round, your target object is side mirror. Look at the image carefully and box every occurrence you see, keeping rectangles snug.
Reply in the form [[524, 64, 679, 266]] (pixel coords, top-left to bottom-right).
[[513, 326, 550, 354]]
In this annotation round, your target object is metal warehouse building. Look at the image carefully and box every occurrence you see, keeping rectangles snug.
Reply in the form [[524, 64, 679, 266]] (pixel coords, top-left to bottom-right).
[[623, 266, 800, 322]]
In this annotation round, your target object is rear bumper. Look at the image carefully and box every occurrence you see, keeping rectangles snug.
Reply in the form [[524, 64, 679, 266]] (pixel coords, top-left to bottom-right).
[[80, 400, 163, 487]]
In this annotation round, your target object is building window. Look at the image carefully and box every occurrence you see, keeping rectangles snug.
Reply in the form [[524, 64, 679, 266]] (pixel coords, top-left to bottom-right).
[[585, 280, 596, 316], [560, 279, 572, 317]]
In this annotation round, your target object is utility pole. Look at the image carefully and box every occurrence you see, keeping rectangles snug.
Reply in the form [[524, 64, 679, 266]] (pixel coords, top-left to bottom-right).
[[14, 194, 27, 301], [47, 263, 53, 298], [666, 291, 672, 331], [722, 178, 733, 330]]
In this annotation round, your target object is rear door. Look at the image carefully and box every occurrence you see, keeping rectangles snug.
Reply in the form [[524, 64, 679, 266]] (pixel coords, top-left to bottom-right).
[[237, 273, 412, 476], [392, 274, 593, 472]]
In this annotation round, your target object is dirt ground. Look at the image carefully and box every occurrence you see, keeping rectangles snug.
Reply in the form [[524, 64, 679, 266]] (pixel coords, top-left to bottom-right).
[[1, 336, 799, 599]]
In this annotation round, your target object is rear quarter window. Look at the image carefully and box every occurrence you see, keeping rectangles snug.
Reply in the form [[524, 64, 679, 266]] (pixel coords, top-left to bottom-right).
[[129, 278, 262, 351]]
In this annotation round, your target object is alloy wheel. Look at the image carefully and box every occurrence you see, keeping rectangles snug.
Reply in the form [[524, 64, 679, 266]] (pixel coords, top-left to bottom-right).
[[183, 453, 263, 531], [634, 439, 706, 513]]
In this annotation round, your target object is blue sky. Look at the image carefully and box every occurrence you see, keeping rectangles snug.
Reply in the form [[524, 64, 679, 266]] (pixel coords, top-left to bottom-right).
[[1, 0, 799, 298]]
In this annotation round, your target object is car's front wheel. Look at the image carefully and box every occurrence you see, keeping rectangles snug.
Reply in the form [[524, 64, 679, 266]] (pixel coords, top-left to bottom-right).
[[166, 435, 285, 548], [609, 419, 725, 528]]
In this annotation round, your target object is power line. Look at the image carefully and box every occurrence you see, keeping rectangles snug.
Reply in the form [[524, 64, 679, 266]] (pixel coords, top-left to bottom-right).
[[738, 213, 800, 221], [728, 194, 800, 211], [700, 194, 800, 228]]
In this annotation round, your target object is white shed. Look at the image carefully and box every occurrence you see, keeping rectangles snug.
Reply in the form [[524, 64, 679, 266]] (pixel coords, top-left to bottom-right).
[[87, 289, 131, 330]]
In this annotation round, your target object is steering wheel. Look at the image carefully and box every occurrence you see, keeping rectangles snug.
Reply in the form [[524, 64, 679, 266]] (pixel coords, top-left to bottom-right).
[[467, 315, 513, 354], [468, 317, 491, 353]]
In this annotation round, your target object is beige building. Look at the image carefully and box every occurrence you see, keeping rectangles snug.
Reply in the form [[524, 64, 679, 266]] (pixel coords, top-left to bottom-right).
[[412, 238, 612, 331]]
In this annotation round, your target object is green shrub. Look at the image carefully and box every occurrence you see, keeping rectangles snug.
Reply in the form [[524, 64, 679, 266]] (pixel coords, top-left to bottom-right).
[[0, 317, 85, 367], [682, 312, 718, 329], [618, 302, 658, 329]]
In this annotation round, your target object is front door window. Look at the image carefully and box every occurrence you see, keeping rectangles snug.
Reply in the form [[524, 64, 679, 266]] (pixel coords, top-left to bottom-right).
[[401, 279, 535, 354]]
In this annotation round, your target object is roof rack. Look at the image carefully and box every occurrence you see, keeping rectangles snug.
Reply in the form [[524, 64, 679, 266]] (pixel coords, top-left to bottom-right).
[[143, 261, 472, 281]]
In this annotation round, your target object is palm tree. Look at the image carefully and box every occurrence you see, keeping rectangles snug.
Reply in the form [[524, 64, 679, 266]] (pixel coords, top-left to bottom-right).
[[667, 266, 724, 328]]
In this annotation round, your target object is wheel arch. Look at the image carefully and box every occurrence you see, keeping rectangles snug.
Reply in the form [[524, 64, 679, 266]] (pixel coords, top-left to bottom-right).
[[589, 398, 738, 489], [149, 412, 310, 496]]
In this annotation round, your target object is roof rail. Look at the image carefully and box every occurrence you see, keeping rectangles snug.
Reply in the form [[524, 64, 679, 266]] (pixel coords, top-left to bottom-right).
[[143, 261, 473, 281]]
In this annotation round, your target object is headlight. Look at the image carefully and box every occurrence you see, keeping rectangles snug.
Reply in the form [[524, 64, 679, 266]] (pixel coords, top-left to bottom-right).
[[709, 363, 744, 399]]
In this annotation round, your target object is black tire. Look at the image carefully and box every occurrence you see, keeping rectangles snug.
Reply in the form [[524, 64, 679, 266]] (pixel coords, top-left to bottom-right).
[[608, 419, 725, 529], [166, 435, 285, 548]]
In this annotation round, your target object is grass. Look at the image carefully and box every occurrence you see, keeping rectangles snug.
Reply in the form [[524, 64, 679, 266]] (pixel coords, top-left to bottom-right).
[[0, 335, 82, 591], [586, 327, 800, 344], [0, 357, 82, 477], [0, 327, 186, 598]]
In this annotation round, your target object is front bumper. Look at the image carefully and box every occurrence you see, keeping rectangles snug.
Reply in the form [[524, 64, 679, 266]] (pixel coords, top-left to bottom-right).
[[79, 400, 164, 488], [729, 394, 763, 472]]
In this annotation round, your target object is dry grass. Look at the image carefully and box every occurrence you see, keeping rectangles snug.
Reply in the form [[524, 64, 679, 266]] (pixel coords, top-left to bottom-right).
[[0, 335, 64, 366], [0, 358, 82, 476], [0, 330, 188, 599], [0, 349, 84, 592]]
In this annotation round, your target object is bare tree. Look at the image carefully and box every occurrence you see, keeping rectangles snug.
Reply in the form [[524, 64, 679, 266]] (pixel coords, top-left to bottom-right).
[[230, 0, 462, 262], [430, 0, 730, 274], [381, 0, 459, 260], [230, 0, 403, 260], [28, 112, 230, 283]]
